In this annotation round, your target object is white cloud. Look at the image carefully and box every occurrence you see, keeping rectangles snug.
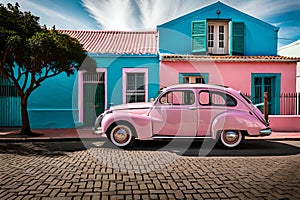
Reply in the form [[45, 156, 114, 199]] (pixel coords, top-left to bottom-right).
[[227, 0, 300, 19], [82, 0, 141, 30], [2, 0, 93, 29]]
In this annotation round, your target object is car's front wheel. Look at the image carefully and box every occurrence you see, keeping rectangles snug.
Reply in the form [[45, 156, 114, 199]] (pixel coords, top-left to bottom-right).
[[108, 123, 135, 148], [218, 130, 244, 148]]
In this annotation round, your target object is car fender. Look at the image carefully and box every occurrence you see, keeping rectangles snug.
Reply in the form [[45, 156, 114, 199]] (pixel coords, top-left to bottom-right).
[[101, 111, 152, 139], [211, 110, 267, 139]]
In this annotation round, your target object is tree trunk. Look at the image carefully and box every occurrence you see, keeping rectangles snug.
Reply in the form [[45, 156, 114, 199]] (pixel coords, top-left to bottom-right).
[[20, 96, 32, 135]]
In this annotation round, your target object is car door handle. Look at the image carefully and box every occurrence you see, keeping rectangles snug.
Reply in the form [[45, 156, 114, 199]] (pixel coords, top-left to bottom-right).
[[189, 107, 197, 110]]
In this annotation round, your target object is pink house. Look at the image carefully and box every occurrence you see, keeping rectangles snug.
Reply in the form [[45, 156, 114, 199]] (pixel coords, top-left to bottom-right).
[[157, 2, 300, 131]]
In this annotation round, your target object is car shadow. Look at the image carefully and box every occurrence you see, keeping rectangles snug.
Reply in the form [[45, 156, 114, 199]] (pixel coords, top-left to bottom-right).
[[1, 139, 299, 158], [125, 139, 300, 157]]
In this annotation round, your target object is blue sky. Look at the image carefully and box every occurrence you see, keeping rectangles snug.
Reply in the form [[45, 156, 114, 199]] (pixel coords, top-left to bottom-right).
[[1, 0, 299, 47]]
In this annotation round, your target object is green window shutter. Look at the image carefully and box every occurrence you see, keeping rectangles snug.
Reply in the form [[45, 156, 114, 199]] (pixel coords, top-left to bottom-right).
[[192, 21, 206, 53], [231, 22, 244, 55]]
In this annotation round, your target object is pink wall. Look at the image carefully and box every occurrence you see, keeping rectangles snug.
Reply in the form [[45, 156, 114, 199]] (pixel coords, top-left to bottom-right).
[[160, 61, 296, 94], [269, 115, 300, 132]]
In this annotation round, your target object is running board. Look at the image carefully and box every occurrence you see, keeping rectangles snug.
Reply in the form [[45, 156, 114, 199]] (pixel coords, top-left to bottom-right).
[[152, 136, 213, 139]]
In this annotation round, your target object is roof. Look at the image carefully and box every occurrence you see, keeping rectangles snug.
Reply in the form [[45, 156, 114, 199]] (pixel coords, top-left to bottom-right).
[[59, 30, 158, 55], [160, 54, 300, 63], [158, 1, 278, 31]]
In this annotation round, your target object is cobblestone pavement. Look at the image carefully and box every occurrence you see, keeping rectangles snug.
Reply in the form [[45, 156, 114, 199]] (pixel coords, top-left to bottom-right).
[[0, 140, 299, 199]]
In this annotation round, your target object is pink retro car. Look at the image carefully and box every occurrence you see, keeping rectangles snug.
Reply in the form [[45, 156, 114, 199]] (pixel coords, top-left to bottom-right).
[[93, 84, 271, 149]]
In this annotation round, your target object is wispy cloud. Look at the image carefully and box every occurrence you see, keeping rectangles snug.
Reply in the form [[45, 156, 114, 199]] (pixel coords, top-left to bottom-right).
[[82, 0, 299, 45], [229, 0, 300, 20], [82, 0, 141, 30], [2, 0, 93, 29]]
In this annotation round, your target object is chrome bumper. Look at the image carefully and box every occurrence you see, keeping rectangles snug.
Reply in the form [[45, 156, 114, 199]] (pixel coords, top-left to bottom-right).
[[92, 127, 104, 135], [259, 128, 272, 136], [93, 113, 105, 135]]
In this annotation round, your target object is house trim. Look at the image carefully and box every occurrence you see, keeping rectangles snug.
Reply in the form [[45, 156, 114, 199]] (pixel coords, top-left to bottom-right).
[[158, 1, 278, 32], [122, 68, 149, 104], [78, 68, 107, 123]]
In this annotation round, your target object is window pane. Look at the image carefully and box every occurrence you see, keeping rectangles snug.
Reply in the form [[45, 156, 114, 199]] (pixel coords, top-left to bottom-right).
[[199, 91, 210, 105], [183, 77, 189, 84], [195, 77, 205, 83], [160, 91, 194, 105], [219, 26, 224, 33], [219, 41, 224, 48], [127, 74, 135, 90], [212, 93, 226, 105], [126, 73, 145, 103], [219, 34, 224, 40], [255, 77, 262, 85]]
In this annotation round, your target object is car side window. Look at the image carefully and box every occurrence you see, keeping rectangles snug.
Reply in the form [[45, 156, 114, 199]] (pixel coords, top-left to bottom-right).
[[160, 90, 195, 105], [199, 90, 237, 106]]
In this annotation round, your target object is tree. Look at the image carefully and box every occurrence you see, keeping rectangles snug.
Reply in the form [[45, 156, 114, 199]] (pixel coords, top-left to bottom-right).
[[0, 3, 86, 135]]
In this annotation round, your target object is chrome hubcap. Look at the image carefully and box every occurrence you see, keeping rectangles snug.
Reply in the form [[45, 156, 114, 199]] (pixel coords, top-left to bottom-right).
[[224, 131, 238, 142], [113, 127, 130, 144]]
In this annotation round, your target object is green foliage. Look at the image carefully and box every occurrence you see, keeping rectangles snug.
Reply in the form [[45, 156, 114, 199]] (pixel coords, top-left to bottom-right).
[[0, 2, 86, 134], [0, 2, 86, 92]]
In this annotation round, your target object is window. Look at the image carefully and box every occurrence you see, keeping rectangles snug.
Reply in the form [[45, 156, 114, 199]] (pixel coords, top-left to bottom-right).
[[123, 68, 148, 104], [179, 73, 209, 84], [126, 73, 145, 103], [199, 91, 237, 106], [207, 22, 228, 55], [183, 76, 206, 84], [160, 90, 195, 105], [192, 20, 244, 55]]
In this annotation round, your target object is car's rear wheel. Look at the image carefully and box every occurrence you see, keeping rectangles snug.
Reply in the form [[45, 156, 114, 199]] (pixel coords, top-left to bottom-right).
[[218, 130, 244, 148], [108, 123, 135, 148]]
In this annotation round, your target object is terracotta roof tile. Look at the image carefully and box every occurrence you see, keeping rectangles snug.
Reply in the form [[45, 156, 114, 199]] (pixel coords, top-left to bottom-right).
[[160, 54, 300, 62], [59, 30, 158, 55]]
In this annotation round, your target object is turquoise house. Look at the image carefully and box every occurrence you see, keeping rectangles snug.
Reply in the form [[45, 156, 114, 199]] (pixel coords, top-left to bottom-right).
[[0, 30, 159, 128], [158, 1, 279, 56]]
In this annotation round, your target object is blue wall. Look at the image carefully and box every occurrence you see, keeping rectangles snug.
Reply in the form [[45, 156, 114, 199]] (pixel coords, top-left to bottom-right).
[[94, 55, 160, 107], [27, 55, 159, 128], [158, 2, 279, 56], [28, 72, 78, 128]]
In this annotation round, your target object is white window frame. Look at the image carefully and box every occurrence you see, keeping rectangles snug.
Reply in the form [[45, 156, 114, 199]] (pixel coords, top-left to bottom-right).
[[122, 68, 148, 104], [207, 21, 229, 55]]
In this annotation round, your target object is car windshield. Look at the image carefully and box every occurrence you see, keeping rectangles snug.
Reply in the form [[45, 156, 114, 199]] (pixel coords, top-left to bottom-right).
[[153, 88, 166, 101]]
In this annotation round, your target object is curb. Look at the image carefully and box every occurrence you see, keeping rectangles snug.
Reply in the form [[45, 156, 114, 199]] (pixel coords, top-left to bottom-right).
[[0, 136, 107, 143], [0, 136, 299, 143]]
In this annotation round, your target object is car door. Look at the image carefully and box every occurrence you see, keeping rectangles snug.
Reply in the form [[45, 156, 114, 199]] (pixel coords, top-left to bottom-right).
[[150, 90, 198, 137], [197, 90, 237, 136]]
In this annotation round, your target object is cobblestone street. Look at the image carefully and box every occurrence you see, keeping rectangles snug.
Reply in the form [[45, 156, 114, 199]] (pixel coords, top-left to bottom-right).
[[0, 140, 299, 199]]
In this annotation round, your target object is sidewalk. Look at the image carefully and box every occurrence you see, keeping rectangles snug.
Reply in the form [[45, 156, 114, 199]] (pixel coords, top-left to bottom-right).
[[0, 127, 299, 141], [0, 128, 104, 141]]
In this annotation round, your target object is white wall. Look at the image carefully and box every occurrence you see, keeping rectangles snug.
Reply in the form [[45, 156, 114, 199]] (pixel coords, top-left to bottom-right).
[[278, 40, 300, 92]]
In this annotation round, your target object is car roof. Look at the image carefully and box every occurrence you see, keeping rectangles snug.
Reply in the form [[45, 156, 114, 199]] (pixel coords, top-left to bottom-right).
[[163, 84, 240, 94], [165, 84, 227, 90]]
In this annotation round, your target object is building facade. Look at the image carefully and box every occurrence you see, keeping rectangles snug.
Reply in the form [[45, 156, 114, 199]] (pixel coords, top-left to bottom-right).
[[1, 1, 299, 130], [157, 1, 298, 116]]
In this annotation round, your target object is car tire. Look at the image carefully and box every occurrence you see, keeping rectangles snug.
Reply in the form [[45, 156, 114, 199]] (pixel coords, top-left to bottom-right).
[[218, 130, 244, 149], [107, 122, 135, 149]]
